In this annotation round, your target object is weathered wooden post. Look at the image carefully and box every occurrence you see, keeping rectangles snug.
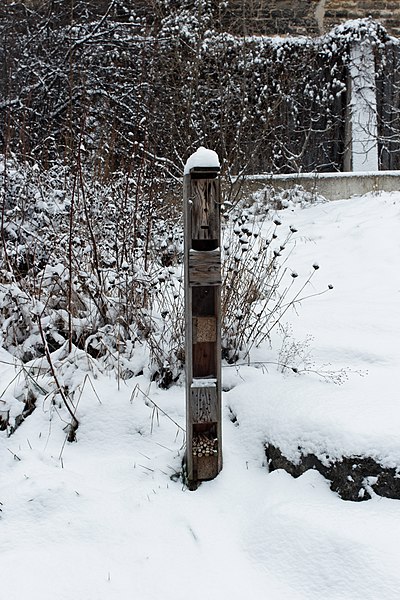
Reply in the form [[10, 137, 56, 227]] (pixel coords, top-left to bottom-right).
[[183, 148, 222, 487]]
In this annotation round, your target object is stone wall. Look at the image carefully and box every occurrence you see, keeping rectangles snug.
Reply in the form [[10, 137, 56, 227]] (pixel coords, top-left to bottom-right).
[[13, 2, 400, 38], [221, 1, 400, 37], [220, 1, 319, 36], [324, 1, 400, 37]]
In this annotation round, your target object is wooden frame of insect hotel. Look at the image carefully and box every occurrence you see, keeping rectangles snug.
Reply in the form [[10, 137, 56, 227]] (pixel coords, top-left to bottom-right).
[[184, 159, 222, 487]]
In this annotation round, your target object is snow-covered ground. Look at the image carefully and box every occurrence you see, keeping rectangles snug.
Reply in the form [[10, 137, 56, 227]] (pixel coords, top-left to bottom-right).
[[1, 190, 400, 600]]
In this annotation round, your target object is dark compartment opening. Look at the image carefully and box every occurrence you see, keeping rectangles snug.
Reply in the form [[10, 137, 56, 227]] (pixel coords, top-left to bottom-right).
[[192, 239, 219, 251]]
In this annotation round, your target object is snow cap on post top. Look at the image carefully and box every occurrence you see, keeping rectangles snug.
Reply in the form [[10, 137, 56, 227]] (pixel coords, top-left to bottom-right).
[[184, 146, 220, 176]]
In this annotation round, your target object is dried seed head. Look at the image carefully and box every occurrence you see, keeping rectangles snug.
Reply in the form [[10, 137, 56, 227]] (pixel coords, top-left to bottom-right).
[[313, 263, 320, 270], [328, 284, 333, 289], [273, 219, 282, 226], [291, 271, 298, 278], [290, 225, 298, 233]]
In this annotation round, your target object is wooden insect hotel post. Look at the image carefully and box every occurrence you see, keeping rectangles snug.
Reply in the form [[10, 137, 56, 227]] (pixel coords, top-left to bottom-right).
[[184, 148, 222, 486]]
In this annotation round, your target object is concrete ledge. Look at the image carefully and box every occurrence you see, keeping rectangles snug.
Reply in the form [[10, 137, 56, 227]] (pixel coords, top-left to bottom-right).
[[242, 171, 400, 201]]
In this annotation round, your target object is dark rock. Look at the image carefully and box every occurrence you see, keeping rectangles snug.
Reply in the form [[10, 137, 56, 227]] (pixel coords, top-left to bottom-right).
[[373, 471, 400, 500], [266, 443, 400, 501]]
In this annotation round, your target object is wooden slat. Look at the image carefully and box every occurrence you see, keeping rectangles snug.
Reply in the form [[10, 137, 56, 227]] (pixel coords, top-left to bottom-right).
[[191, 179, 220, 241], [193, 455, 219, 481], [189, 249, 221, 286], [192, 341, 216, 378]]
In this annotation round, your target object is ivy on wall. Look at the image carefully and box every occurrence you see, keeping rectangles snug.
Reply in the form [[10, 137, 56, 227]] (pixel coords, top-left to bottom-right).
[[0, 2, 398, 177]]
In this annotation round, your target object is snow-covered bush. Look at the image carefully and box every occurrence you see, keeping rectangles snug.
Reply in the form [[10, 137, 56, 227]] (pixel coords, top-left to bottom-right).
[[0, 156, 183, 377], [0, 155, 333, 437], [1, 157, 326, 368], [220, 197, 331, 363]]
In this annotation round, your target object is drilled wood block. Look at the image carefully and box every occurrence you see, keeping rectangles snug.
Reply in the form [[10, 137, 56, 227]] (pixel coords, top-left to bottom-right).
[[189, 249, 221, 286], [190, 384, 218, 423], [193, 316, 217, 343]]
